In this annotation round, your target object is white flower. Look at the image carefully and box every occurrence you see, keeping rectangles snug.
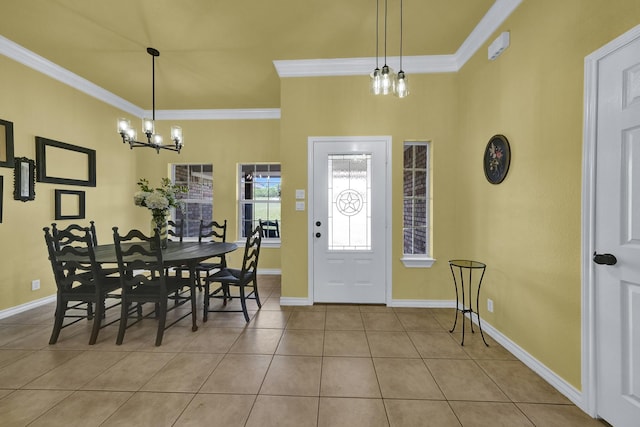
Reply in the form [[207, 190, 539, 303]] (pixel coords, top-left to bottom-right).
[[133, 191, 149, 207], [145, 191, 170, 210]]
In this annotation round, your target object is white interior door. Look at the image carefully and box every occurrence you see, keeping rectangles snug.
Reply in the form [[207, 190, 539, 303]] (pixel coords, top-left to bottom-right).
[[593, 32, 640, 427], [309, 136, 389, 303]]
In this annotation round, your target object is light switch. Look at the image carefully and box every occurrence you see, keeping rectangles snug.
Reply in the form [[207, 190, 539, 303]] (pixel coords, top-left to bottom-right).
[[295, 201, 305, 211], [295, 189, 305, 199]]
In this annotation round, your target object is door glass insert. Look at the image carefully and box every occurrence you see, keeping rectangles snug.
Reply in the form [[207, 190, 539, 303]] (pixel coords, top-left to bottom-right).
[[327, 154, 371, 250]]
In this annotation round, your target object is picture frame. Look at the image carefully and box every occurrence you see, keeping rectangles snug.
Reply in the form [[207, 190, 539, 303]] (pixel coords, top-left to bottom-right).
[[0, 118, 15, 168], [35, 137, 96, 187], [14, 157, 36, 201], [54, 189, 86, 220], [483, 134, 511, 184]]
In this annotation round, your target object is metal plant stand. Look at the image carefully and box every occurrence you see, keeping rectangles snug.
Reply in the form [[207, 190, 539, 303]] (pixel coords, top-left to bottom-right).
[[448, 259, 489, 346]]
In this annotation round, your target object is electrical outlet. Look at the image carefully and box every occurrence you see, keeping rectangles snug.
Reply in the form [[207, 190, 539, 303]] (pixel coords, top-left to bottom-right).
[[487, 298, 494, 313], [31, 279, 40, 291]]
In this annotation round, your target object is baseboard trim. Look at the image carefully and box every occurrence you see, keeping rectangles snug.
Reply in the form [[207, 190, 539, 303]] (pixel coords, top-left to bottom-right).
[[280, 297, 312, 306], [0, 294, 55, 320]]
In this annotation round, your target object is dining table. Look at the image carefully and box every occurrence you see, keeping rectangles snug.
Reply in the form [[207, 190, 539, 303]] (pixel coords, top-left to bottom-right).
[[63, 240, 238, 332]]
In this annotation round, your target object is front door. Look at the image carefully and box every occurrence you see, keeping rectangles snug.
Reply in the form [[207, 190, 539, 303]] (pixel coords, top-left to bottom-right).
[[593, 31, 640, 427], [309, 136, 389, 303]]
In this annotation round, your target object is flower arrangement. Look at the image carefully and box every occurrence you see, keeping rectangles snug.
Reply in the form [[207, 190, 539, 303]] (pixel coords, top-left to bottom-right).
[[134, 178, 187, 225]]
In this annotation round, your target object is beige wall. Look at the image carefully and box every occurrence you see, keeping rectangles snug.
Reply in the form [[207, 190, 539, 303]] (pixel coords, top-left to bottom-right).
[[279, 0, 640, 390]]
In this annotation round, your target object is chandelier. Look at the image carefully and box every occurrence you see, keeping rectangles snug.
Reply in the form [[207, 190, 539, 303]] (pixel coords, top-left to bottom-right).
[[117, 48, 183, 153], [370, 0, 409, 98]]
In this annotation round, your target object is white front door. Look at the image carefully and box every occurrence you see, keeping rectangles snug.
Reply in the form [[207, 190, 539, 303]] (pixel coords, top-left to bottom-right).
[[593, 31, 640, 427], [309, 136, 389, 303]]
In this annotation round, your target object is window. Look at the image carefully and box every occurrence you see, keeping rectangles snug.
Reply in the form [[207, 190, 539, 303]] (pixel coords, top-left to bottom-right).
[[172, 164, 213, 239], [239, 164, 281, 241], [402, 142, 434, 267]]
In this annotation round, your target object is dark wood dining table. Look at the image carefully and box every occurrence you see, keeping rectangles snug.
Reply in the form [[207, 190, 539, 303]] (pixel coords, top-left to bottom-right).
[[67, 241, 238, 332]]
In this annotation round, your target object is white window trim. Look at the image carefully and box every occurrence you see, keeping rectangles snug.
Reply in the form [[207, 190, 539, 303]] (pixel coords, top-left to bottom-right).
[[401, 255, 436, 268]]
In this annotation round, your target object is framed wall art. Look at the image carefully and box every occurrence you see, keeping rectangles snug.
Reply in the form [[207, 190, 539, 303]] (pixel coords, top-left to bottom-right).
[[0, 118, 15, 168], [483, 134, 511, 184], [54, 189, 86, 220], [14, 157, 35, 201], [35, 137, 96, 187]]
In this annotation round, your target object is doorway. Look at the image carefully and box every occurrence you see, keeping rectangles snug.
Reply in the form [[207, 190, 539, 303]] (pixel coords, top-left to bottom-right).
[[308, 136, 391, 303]]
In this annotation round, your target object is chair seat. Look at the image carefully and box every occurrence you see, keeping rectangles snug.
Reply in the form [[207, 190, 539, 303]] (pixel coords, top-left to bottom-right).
[[208, 267, 252, 284], [126, 277, 184, 297], [64, 277, 120, 296]]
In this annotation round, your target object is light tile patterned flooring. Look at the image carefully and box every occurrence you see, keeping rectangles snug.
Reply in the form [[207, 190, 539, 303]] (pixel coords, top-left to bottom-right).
[[0, 275, 608, 426]]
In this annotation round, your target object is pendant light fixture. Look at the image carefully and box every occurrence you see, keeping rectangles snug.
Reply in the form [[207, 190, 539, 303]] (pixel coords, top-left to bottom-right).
[[117, 47, 183, 153], [394, 0, 409, 97]]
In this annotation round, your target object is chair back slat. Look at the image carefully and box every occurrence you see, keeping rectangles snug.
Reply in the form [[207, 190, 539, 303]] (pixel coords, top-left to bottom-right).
[[112, 227, 166, 291], [43, 226, 99, 290], [168, 219, 184, 242], [199, 220, 227, 243], [259, 219, 280, 238], [240, 224, 262, 277]]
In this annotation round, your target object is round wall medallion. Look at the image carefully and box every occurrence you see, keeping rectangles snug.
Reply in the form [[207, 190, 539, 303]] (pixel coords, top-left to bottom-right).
[[483, 134, 511, 184]]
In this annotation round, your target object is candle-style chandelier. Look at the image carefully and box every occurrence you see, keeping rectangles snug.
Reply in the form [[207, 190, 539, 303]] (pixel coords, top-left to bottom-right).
[[117, 47, 183, 153]]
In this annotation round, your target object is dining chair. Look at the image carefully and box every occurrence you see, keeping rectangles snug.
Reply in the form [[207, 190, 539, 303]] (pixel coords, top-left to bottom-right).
[[259, 219, 280, 238], [202, 224, 262, 322], [51, 221, 98, 248], [112, 226, 194, 346], [43, 226, 121, 345], [167, 219, 184, 242], [52, 221, 119, 276], [175, 219, 227, 290]]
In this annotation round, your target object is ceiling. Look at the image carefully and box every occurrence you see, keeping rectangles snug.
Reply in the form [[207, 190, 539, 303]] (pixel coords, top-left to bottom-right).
[[0, 0, 499, 111]]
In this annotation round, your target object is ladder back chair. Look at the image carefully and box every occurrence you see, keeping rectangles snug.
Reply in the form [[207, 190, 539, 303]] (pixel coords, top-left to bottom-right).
[[203, 224, 262, 322], [112, 227, 195, 346], [43, 226, 121, 345]]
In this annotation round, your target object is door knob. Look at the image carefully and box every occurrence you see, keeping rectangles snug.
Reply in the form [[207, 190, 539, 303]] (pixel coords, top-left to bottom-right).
[[593, 252, 617, 265], [315, 232, 321, 238], [315, 221, 321, 227]]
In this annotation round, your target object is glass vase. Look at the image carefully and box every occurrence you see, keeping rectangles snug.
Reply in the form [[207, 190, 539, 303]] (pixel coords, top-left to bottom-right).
[[150, 215, 168, 249]]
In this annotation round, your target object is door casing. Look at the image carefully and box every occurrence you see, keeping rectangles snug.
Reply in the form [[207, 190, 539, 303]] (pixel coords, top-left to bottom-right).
[[307, 135, 392, 305]]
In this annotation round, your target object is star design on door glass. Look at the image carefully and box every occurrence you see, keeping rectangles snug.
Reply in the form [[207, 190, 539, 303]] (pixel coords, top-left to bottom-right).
[[336, 189, 363, 216]]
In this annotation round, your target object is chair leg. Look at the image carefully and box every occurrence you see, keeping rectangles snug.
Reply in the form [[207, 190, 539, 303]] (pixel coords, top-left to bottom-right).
[[253, 276, 262, 308], [116, 297, 129, 345], [203, 282, 210, 322], [49, 298, 67, 345], [89, 299, 104, 345], [239, 284, 249, 322], [87, 301, 94, 320], [155, 300, 167, 346]]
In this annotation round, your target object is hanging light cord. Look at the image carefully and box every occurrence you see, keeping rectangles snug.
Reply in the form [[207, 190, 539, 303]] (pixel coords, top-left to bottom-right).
[[399, 0, 403, 71], [384, 0, 388, 65], [151, 52, 156, 121], [375, 0, 379, 69]]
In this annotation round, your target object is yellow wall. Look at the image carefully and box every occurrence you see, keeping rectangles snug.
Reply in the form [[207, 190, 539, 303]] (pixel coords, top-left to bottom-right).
[[278, 0, 640, 390], [279, 74, 460, 299], [0, 55, 137, 310]]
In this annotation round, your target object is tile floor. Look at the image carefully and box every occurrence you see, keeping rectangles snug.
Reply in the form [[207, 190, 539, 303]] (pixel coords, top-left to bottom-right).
[[0, 275, 608, 426]]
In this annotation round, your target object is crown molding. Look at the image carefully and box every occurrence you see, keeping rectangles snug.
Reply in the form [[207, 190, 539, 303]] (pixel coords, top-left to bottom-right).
[[0, 35, 143, 117], [274, 0, 523, 77], [151, 109, 281, 120]]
